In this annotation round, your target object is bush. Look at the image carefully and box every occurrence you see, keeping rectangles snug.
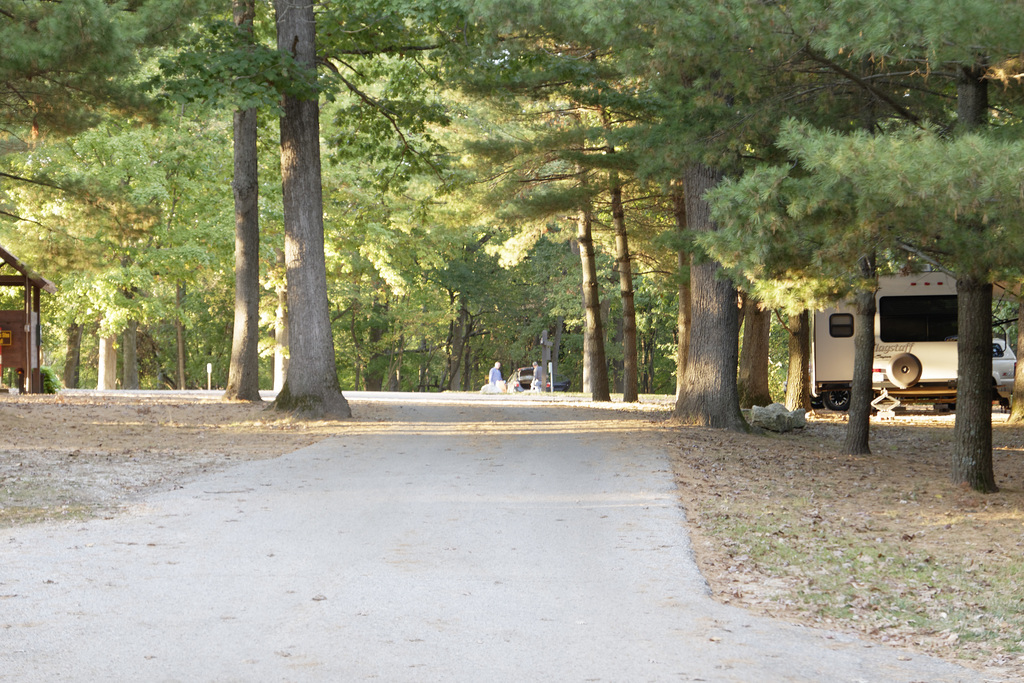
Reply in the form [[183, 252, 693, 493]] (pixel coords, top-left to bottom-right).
[[41, 366, 62, 394]]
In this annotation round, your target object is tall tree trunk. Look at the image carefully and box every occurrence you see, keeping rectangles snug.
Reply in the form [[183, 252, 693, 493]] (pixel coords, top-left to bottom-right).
[[552, 316, 563, 389], [175, 282, 187, 389], [462, 343, 474, 392], [954, 277, 997, 491], [844, 80, 879, 452], [273, 0, 350, 417], [387, 334, 403, 391], [273, 248, 288, 393], [843, 256, 877, 455], [578, 202, 611, 401], [677, 279, 691, 398], [582, 304, 592, 392], [737, 294, 772, 408], [364, 317, 385, 391], [122, 320, 139, 390], [1009, 293, 1024, 422], [224, 0, 262, 402], [97, 334, 117, 390], [784, 311, 812, 412], [448, 297, 468, 390], [646, 329, 658, 393], [638, 327, 655, 394], [674, 165, 746, 430], [601, 115, 638, 400], [62, 323, 82, 389], [670, 182, 691, 399], [611, 173, 639, 402], [460, 318, 474, 391], [952, 63, 995, 491], [610, 316, 624, 393], [417, 336, 428, 392]]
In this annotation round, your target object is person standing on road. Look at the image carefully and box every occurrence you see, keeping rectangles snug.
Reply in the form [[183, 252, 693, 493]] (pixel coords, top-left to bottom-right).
[[489, 362, 503, 390], [531, 361, 545, 391]]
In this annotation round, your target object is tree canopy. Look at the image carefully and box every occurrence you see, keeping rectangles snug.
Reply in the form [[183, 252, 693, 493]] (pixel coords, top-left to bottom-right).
[[0, 0, 1022, 488]]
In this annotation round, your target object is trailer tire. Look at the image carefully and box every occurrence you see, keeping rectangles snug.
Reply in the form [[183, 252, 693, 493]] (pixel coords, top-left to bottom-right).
[[822, 390, 851, 411], [886, 353, 922, 389]]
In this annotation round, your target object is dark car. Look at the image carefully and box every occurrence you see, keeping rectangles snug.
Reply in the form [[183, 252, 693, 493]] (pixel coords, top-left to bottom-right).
[[507, 366, 571, 392]]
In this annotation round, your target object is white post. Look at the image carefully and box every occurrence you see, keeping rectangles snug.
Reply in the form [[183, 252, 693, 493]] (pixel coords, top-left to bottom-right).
[[207, 362, 212, 391]]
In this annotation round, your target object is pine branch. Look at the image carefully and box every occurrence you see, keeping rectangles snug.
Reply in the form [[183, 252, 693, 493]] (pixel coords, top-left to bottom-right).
[[320, 58, 444, 177], [0, 208, 43, 225], [328, 45, 441, 57], [800, 46, 923, 125], [0, 171, 63, 190], [897, 240, 957, 278]]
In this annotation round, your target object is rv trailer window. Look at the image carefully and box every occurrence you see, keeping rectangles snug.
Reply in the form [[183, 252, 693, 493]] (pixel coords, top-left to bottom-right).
[[879, 295, 957, 342], [829, 313, 854, 338]]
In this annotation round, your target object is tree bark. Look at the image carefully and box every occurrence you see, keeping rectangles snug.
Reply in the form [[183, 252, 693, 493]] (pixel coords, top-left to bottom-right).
[[951, 63, 995, 491], [1009, 294, 1024, 422], [670, 182, 690, 399], [953, 277, 997, 492], [62, 323, 82, 389], [577, 201, 611, 402], [673, 164, 747, 430], [737, 294, 772, 408], [552, 315, 563, 389], [448, 297, 469, 390], [611, 173, 639, 402], [273, 248, 288, 393], [784, 310, 812, 412], [122, 320, 139, 390], [417, 336, 429, 392], [956, 64, 989, 133], [364, 310, 385, 391], [462, 342, 474, 392], [224, 0, 263, 402], [843, 257, 877, 455], [386, 334, 403, 391], [460, 316, 474, 391], [272, 0, 350, 418], [175, 282, 187, 389], [610, 302, 623, 393], [97, 334, 117, 390]]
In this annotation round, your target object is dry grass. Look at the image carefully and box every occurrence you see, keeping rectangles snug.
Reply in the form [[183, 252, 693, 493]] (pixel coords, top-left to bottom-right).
[[0, 393, 355, 526], [666, 408, 1024, 681]]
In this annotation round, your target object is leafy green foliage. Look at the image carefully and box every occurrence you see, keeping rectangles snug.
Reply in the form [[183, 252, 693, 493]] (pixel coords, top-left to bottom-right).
[[154, 18, 319, 114], [40, 366, 61, 394]]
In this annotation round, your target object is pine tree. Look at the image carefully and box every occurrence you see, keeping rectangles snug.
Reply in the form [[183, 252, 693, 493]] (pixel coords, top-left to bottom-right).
[[272, 0, 351, 417], [223, 0, 263, 403]]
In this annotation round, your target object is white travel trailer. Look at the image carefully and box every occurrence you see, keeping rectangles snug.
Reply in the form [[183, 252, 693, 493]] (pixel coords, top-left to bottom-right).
[[812, 273, 1016, 411]]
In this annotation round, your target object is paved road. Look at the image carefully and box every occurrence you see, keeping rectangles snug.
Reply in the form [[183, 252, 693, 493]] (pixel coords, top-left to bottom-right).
[[1, 396, 982, 682]]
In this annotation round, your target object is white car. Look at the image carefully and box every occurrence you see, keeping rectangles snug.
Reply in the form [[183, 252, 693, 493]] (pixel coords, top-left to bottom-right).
[[993, 338, 1016, 405]]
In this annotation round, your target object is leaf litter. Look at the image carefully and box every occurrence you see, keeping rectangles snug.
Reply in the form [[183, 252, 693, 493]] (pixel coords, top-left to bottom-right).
[[665, 408, 1024, 681]]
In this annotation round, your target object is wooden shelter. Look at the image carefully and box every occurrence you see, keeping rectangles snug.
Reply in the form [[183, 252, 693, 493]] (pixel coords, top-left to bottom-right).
[[0, 243, 56, 393]]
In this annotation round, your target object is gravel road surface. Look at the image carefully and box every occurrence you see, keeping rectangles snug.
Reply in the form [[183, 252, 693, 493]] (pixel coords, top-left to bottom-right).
[[1, 397, 981, 682]]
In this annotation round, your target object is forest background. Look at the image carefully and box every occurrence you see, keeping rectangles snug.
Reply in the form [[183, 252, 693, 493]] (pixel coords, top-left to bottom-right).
[[2, 0, 1024, 423], [0, 0, 700, 398]]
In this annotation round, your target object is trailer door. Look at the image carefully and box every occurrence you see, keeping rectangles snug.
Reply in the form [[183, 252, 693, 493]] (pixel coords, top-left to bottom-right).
[[813, 306, 856, 385]]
